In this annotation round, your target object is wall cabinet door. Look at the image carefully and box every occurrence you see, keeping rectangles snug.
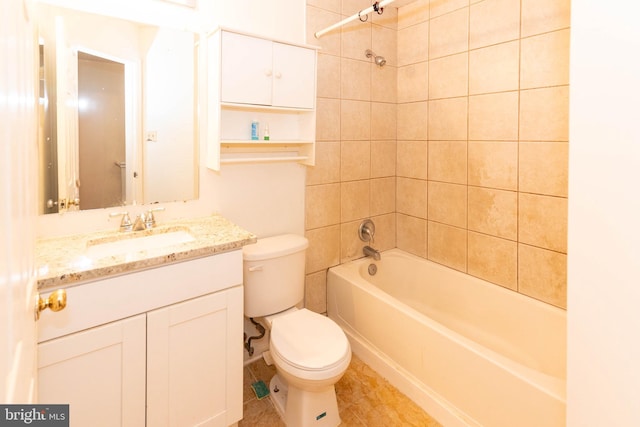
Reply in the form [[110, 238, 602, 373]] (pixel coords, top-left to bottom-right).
[[38, 315, 146, 427], [220, 31, 315, 109], [271, 41, 315, 109], [220, 32, 272, 106], [146, 287, 243, 427]]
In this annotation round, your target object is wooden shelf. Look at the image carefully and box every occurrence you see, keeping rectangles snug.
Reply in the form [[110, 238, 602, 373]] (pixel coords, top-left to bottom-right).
[[221, 102, 313, 113], [220, 155, 309, 165], [220, 140, 313, 145]]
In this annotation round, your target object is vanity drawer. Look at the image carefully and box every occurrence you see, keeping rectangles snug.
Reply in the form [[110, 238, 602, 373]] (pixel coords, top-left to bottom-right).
[[38, 250, 242, 342]]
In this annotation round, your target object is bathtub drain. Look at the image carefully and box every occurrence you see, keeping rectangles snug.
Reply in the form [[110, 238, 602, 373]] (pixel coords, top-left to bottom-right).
[[368, 263, 377, 276]]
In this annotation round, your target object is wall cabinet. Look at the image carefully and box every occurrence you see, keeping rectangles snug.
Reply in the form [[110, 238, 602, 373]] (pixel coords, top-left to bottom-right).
[[37, 251, 243, 427], [207, 28, 318, 170], [220, 31, 315, 109]]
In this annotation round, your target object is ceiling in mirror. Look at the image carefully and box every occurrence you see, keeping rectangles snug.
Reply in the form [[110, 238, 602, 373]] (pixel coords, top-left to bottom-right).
[[37, 2, 199, 215]]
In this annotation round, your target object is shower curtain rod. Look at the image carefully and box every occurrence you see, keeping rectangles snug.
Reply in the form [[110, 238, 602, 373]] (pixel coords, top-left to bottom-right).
[[314, 0, 396, 39]]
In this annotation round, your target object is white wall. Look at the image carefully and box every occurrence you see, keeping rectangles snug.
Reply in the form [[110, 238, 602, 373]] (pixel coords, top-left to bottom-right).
[[567, 1, 640, 425], [214, 163, 306, 238], [216, 0, 306, 44], [143, 27, 196, 204]]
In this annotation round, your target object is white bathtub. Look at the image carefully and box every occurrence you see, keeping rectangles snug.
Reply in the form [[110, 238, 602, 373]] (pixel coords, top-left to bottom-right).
[[327, 249, 566, 427]]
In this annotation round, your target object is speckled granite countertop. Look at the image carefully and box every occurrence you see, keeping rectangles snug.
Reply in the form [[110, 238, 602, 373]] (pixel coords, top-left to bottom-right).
[[36, 214, 256, 290]]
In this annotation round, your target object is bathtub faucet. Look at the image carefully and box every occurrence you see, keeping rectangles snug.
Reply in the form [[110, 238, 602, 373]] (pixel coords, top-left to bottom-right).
[[363, 245, 381, 261]]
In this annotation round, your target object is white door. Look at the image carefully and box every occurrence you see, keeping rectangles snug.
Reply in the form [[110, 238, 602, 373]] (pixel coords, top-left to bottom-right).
[[0, 0, 39, 405]]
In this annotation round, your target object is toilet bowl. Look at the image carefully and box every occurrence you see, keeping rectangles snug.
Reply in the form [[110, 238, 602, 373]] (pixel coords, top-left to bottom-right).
[[264, 308, 351, 426], [242, 234, 352, 426]]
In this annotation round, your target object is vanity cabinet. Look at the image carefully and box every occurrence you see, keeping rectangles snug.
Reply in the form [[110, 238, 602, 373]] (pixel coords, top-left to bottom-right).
[[207, 28, 318, 170], [37, 251, 243, 427]]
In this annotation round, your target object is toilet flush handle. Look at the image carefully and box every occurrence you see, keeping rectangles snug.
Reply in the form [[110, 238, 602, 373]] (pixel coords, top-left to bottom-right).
[[248, 265, 263, 272]]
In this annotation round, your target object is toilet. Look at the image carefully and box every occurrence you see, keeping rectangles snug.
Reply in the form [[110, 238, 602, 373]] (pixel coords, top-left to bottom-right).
[[243, 234, 351, 427]]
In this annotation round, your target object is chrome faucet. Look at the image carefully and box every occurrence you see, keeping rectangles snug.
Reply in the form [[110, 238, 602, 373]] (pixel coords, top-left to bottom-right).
[[133, 207, 165, 231], [132, 213, 147, 231], [363, 245, 381, 261], [109, 207, 164, 232], [359, 219, 380, 260]]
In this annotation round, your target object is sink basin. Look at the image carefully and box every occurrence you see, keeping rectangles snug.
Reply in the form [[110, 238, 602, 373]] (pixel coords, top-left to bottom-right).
[[86, 230, 196, 260]]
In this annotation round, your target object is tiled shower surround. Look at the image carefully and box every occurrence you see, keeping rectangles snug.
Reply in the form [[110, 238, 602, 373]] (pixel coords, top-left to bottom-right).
[[304, 0, 570, 310]]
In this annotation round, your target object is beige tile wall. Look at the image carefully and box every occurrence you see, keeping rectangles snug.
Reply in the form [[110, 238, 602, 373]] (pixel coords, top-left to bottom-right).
[[305, 0, 398, 314], [305, 0, 570, 311]]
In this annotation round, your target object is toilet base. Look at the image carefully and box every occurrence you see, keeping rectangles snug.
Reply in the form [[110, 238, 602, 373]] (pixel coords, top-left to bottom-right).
[[269, 374, 341, 427]]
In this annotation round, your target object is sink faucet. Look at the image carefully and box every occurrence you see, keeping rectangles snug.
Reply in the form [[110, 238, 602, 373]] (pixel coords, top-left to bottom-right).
[[363, 245, 381, 261], [110, 207, 164, 232], [132, 213, 147, 231]]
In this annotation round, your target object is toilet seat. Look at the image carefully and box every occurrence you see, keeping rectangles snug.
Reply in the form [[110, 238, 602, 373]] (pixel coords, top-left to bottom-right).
[[270, 309, 351, 380]]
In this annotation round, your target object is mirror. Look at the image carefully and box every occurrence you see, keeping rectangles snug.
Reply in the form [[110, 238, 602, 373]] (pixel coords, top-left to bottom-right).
[[37, 3, 199, 214]]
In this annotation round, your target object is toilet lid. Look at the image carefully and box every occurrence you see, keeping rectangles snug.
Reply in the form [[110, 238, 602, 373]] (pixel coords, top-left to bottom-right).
[[270, 309, 350, 371]]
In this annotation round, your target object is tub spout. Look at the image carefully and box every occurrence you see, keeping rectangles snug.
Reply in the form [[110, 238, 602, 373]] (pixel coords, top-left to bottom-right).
[[363, 245, 381, 261]]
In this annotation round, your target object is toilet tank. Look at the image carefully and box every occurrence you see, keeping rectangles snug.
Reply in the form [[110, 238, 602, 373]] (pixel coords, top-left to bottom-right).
[[243, 234, 309, 318]]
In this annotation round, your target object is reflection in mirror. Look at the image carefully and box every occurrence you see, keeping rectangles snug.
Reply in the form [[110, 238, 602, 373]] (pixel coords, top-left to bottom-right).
[[38, 43, 59, 212], [37, 4, 199, 214], [78, 52, 126, 210]]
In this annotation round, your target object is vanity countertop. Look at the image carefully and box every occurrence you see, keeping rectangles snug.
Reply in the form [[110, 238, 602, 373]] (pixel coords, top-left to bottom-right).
[[36, 214, 256, 290]]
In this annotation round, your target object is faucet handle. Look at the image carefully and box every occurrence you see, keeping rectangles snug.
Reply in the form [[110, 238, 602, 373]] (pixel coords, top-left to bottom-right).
[[109, 211, 132, 232], [358, 219, 376, 244], [145, 207, 165, 228]]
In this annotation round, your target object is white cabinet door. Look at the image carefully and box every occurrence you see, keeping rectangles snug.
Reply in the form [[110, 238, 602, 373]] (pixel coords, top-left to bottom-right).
[[38, 315, 146, 427], [272, 41, 316, 109], [220, 31, 316, 109], [220, 32, 272, 106], [146, 287, 243, 427]]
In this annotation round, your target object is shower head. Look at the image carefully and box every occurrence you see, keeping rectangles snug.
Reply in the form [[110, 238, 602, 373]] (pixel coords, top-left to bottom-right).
[[365, 49, 386, 67]]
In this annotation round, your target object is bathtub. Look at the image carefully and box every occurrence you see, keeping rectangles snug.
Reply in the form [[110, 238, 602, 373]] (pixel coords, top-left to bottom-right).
[[327, 249, 566, 427]]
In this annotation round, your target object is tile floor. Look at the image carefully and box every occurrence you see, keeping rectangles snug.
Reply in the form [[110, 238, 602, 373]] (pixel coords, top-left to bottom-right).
[[240, 354, 442, 426]]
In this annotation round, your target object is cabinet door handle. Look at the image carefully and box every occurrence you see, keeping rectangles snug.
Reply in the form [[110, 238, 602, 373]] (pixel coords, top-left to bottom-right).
[[35, 289, 67, 320], [248, 265, 263, 272], [274, 71, 282, 79], [264, 69, 272, 77]]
